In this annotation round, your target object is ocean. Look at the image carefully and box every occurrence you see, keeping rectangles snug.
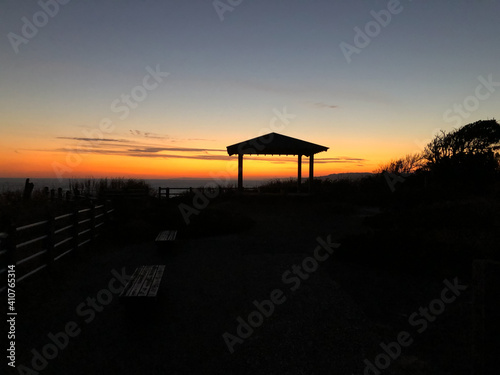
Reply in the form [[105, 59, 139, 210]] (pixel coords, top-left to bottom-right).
[[0, 177, 271, 193]]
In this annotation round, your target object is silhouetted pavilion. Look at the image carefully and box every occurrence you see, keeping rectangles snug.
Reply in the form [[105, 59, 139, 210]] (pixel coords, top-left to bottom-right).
[[226, 132, 329, 192]]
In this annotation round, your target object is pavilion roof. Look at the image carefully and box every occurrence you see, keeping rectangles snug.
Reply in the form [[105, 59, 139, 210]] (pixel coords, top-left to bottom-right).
[[226, 132, 328, 156]]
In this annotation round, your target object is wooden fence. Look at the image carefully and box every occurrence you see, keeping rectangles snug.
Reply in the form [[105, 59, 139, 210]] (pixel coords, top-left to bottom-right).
[[158, 186, 258, 199], [0, 203, 114, 292]]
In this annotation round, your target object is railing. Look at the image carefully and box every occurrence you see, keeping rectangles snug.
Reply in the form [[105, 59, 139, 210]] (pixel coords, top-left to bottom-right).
[[158, 186, 258, 199], [0, 203, 114, 292]]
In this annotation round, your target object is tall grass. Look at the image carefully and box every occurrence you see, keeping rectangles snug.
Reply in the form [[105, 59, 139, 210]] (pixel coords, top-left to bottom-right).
[[0, 178, 154, 229], [256, 175, 391, 204], [68, 177, 154, 197]]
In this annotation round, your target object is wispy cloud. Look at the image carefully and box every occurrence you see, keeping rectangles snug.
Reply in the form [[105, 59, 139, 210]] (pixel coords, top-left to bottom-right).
[[310, 102, 339, 109], [235, 156, 366, 164], [129, 146, 226, 153], [57, 137, 128, 143], [170, 138, 217, 143], [129, 130, 170, 140], [48, 135, 364, 165], [320, 157, 365, 161], [56, 137, 223, 153], [50, 147, 233, 161], [308, 156, 366, 164]]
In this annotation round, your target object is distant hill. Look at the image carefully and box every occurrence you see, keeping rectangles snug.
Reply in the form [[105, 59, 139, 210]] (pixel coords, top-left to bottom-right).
[[318, 172, 374, 181]]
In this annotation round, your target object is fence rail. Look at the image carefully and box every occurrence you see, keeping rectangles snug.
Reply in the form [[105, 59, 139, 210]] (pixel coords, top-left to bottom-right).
[[158, 186, 258, 199], [0, 203, 114, 292]]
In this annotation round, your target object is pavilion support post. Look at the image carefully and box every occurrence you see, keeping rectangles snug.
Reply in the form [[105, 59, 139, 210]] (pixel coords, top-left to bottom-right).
[[238, 154, 243, 192], [297, 154, 302, 193], [309, 154, 314, 193]]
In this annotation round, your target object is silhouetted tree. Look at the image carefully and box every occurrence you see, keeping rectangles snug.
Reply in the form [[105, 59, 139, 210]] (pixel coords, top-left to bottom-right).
[[377, 152, 424, 174], [423, 119, 500, 180]]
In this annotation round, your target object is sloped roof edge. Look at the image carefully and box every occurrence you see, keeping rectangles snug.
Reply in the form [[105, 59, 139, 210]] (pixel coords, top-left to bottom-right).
[[226, 132, 328, 156]]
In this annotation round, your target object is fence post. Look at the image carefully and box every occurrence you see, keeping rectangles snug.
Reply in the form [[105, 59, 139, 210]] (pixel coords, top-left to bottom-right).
[[45, 209, 55, 267]]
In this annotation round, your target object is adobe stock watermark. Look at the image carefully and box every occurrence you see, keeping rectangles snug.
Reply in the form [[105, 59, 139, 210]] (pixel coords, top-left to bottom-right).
[[222, 235, 340, 354], [52, 65, 170, 180], [362, 277, 467, 375], [15, 268, 130, 375], [178, 107, 296, 225], [340, 0, 410, 64], [443, 74, 500, 127], [383, 171, 407, 193], [7, 0, 72, 54], [213, 0, 243, 22]]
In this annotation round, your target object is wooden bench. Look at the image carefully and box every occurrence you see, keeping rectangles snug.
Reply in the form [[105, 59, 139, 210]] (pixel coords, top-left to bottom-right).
[[120, 265, 165, 298], [155, 230, 177, 248], [156, 230, 177, 242]]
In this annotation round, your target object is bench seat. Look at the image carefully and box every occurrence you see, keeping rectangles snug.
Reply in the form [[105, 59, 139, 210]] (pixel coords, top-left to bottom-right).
[[155, 230, 177, 242], [120, 265, 165, 298]]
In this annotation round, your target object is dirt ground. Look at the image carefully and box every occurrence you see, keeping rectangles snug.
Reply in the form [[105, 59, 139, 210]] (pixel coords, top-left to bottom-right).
[[8, 195, 471, 374]]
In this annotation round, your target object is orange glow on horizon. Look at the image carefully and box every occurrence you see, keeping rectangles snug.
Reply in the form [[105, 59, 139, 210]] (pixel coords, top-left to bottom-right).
[[0, 151, 382, 179], [0, 132, 407, 179]]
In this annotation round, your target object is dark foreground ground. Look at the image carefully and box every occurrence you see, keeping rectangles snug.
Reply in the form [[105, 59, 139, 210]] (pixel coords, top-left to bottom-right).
[[7, 195, 472, 374]]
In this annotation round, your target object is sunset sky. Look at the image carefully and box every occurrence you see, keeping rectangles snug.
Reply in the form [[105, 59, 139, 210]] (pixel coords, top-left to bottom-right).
[[1, 0, 499, 180]]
